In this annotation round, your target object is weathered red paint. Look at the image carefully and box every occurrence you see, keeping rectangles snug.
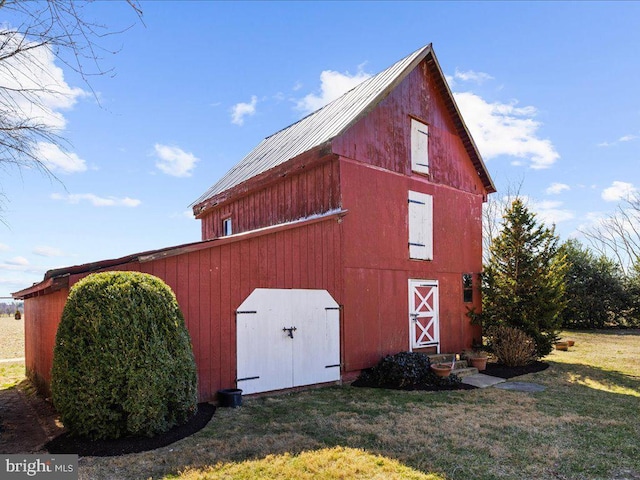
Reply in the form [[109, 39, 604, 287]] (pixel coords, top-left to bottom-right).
[[16, 50, 489, 402], [18, 215, 344, 401]]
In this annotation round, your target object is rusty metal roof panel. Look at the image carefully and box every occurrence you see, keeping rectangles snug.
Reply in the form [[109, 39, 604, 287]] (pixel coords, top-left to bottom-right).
[[192, 45, 432, 207]]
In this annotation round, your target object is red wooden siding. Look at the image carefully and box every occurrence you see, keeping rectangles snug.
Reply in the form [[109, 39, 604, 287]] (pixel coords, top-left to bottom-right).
[[332, 62, 486, 196], [23, 289, 69, 394], [200, 158, 340, 240], [22, 216, 343, 402], [338, 153, 483, 371]]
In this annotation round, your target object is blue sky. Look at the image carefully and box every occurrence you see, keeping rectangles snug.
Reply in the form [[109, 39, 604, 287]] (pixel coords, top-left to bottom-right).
[[1, 1, 639, 297]]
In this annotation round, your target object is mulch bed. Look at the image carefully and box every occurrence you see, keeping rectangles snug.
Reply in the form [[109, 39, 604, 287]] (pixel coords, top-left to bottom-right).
[[45, 403, 215, 457], [483, 360, 549, 379], [351, 361, 549, 391], [351, 376, 477, 391]]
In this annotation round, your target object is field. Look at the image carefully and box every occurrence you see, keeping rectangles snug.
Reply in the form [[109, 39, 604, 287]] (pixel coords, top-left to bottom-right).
[[1, 329, 638, 479], [0, 314, 24, 360]]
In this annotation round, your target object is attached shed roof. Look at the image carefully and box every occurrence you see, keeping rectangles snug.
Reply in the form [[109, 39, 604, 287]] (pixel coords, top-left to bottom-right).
[[192, 44, 495, 209]]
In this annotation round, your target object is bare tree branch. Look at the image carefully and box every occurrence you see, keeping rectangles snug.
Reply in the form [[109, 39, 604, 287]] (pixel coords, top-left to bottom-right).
[[580, 194, 640, 274], [0, 0, 142, 199]]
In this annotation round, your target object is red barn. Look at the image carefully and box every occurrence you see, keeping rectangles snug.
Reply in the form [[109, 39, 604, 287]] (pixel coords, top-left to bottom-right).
[[14, 44, 495, 402]]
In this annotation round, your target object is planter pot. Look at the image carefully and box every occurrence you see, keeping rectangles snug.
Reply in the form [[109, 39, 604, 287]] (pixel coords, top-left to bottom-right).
[[431, 363, 452, 377], [217, 389, 243, 408], [469, 356, 488, 371], [555, 342, 569, 351], [567, 340, 575, 347]]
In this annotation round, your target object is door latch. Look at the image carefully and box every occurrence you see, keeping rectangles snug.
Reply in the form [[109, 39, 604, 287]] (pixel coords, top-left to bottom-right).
[[282, 326, 297, 338]]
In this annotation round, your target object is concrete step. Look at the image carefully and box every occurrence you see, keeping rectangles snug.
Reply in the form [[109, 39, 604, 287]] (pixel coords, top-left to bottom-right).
[[426, 353, 456, 364], [451, 366, 479, 378], [426, 353, 478, 378]]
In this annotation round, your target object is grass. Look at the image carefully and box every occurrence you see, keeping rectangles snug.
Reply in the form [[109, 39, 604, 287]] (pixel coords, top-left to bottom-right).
[[0, 313, 24, 359], [2, 330, 638, 479]]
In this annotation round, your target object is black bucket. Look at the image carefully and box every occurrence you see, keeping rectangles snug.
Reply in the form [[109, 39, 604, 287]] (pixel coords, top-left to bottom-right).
[[217, 388, 243, 408]]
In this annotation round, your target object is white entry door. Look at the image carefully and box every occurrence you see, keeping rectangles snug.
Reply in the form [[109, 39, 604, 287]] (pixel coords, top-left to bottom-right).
[[236, 289, 341, 395], [408, 279, 440, 352]]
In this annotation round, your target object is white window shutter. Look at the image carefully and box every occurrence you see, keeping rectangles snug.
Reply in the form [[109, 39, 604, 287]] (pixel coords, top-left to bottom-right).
[[408, 190, 433, 260], [411, 119, 429, 174]]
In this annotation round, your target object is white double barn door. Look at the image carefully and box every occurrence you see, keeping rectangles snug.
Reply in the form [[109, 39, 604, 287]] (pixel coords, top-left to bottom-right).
[[236, 289, 341, 395]]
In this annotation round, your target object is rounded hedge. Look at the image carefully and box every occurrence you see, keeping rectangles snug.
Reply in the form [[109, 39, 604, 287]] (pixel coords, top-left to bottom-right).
[[51, 271, 198, 440]]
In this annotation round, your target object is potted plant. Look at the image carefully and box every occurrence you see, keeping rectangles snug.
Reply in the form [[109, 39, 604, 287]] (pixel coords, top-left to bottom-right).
[[466, 350, 488, 371], [430, 363, 452, 377]]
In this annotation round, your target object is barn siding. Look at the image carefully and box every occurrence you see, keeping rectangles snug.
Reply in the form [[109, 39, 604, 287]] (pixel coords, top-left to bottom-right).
[[200, 158, 340, 240], [332, 62, 485, 196], [24, 289, 69, 395], [21, 216, 343, 402]]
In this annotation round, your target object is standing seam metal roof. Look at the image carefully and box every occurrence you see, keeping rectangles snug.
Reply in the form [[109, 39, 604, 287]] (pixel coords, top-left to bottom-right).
[[191, 44, 432, 207]]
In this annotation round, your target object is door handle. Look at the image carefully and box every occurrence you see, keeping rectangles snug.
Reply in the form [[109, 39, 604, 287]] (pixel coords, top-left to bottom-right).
[[282, 326, 297, 338]]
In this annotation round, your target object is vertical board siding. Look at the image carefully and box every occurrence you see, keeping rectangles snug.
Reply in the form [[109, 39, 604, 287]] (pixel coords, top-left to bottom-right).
[[200, 159, 341, 241], [22, 217, 343, 402], [24, 289, 69, 394]]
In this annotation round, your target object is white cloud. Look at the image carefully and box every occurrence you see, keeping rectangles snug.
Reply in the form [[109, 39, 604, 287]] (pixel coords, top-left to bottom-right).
[[0, 30, 88, 131], [32, 246, 64, 257], [601, 181, 637, 202], [296, 68, 372, 114], [51, 193, 141, 207], [231, 95, 258, 126], [454, 91, 560, 169], [6, 256, 29, 266], [153, 144, 199, 177], [619, 134, 637, 142], [35, 142, 87, 174], [0, 244, 9, 252], [531, 200, 575, 225], [454, 69, 494, 84], [546, 182, 571, 195], [597, 133, 638, 147]]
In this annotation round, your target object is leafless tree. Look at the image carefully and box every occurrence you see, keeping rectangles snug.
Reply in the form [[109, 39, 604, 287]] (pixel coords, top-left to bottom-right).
[[482, 180, 524, 265], [580, 195, 640, 274], [0, 0, 141, 184]]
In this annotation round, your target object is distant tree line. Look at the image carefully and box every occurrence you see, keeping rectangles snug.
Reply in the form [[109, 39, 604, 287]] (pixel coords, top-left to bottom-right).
[[0, 302, 23, 315]]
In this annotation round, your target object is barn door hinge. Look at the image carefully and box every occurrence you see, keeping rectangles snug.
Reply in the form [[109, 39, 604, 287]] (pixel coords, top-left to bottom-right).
[[236, 310, 257, 315], [237, 376, 260, 382]]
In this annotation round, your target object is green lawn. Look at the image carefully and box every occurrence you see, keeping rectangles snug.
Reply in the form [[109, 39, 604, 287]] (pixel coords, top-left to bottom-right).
[[68, 330, 640, 480]]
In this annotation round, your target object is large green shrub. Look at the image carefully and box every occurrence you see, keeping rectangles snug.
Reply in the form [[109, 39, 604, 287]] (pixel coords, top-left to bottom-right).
[[51, 271, 198, 440]]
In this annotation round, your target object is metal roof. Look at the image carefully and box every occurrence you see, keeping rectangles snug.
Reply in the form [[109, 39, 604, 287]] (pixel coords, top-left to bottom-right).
[[192, 44, 495, 208]]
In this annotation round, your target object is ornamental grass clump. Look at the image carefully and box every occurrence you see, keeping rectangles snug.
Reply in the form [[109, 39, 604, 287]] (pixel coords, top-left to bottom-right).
[[51, 271, 198, 440], [488, 325, 537, 367]]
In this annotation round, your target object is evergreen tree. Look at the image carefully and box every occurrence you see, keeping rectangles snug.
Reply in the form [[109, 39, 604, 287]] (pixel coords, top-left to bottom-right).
[[560, 239, 630, 329], [482, 198, 567, 357]]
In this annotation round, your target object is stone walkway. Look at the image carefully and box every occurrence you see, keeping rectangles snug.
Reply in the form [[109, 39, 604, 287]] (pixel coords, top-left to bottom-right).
[[0, 385, 61, 454], [462, 373, 547, 392]]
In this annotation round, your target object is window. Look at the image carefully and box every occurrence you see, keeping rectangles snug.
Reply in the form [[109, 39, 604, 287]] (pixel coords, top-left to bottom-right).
[[411, 118, 429, 175], [222, 218, 232, 236], [408, 190, 433, 260], [462, 273, 473, 303]]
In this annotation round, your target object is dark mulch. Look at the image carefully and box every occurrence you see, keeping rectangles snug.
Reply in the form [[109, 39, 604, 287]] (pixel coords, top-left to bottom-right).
[[351, 361, 550, 391], [45, 403, 215, 457], [483, 361, 549, 379], [351, 376, 477, 391]]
